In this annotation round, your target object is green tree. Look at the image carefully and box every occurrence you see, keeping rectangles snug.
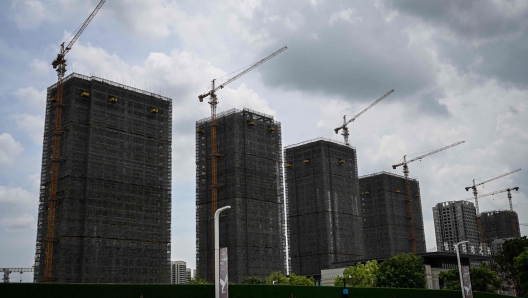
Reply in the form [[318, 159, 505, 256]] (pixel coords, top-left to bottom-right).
[[439, 263, 501, 292], [334, 260, 379, 287], [241, 276, 265, 284], [288, 273, 315, 286], [514, 249, 528, 297], [265, 271, 289, 285], [375, 253, 426, 289], [494, 236, 528, 296], [186, 275, 211, 285]]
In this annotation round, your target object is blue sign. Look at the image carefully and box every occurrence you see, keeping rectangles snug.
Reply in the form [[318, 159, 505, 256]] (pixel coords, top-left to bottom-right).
[[343, 289, 348, 294]]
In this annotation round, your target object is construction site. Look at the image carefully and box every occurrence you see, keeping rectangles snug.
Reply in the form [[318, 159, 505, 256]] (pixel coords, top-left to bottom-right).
[[284, 138, 364, 278], [480, 210, 521, 245], [195, 108, 286, 283], [34, 73, 172, 283], [359, 172, 426, 260]]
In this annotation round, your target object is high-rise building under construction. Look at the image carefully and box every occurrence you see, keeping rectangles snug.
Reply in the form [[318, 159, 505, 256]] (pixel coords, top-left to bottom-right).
[[195, 108, 286, 283], [359, 172, 426, 259], [432, 200, 480, 254], [480, 210, 520, 246], [34, 73, 172, 283], [285, 138, 364, 277]]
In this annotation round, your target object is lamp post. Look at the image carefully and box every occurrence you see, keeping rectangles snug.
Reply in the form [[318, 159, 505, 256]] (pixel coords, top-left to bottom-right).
[[215, 206, 231, 298], [455, 241, 469, 298], [340, 275, 351, 298]]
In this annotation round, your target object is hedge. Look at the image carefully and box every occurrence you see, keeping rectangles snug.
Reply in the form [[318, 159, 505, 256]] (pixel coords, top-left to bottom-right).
[[0, 283, 507, 298]]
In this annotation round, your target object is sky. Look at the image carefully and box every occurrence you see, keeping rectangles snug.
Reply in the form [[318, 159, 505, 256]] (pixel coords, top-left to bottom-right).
[[1, 0, 527, 282]]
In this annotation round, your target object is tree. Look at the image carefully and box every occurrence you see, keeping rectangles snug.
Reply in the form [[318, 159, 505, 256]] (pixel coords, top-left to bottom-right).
[[265, 271, 289, 285], [494, 236, 528, 296], [439, 263, 501, 292], [288, 273, 314, 286], [241, 276, 265, 284], [186, 275, 211, 285], [514, 249, 528, 297], [334, 260, 379, 287], [375, 253, 426, 289]]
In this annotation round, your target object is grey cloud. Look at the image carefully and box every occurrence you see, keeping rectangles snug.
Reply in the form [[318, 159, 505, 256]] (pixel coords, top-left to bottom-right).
[[248, 1, 445, 115], [509, 106, 519, 114], [383, 0, 528, 90]]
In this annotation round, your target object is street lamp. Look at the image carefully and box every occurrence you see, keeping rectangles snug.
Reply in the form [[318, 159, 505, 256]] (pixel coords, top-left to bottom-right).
[[340, 275, 351, 298], [215, 206, 231, 298], [455, 241, 469, 298]]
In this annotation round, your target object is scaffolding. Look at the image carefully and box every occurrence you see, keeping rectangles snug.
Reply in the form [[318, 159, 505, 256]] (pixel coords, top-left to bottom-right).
[[195, 108, 286, 283], [432, 200, 480, 254], [480, 210, 520, 246], [284, 138, 363, 277], [359, 172, 426, 260], [34, 73, 172, 283]]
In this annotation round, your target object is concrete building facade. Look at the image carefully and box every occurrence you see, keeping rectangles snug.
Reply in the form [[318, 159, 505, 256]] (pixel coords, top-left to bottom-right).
[[359, 172, 426, 259], [34, 73, 172, 283], [285, 138, 364, 278], [433, 200, 480, 254], [195, 108, 286, 283], [171, 261, 187, 284]]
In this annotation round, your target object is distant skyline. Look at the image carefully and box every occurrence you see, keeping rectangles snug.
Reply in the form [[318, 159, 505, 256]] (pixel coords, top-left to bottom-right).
[[1, 0, 527, 282]]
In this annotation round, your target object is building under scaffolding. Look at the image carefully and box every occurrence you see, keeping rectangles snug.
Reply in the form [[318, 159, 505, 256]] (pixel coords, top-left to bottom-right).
[[34, 73, 172, 283], [285, 138, 364, 278], [195, 108, 286, 283], [359, 172, 426, 260], [480, 210, 520, 246], [432, 201, 480, 254]]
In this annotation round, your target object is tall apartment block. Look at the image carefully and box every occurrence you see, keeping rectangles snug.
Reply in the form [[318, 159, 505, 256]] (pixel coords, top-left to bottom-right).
[[432, 201, 480, 254], [195, 108, 286, 283], [34, 73, 172, 283], [359, 172, 426, 259], [171, 261, 187, 284], [285, 138, 364, 277], [480, 210, 520, 245]]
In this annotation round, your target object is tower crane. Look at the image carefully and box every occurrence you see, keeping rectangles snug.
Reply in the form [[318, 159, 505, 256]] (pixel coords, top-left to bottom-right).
[[1, 268, 33, 283], [334, 89, 394, 146], [465, 187, 519, 211], [464, 168, 521, 214], [392, 140, 465, 253], [46, 0, 105, 282], [466, 187, 520, 239], [197, 46, 287, 278]]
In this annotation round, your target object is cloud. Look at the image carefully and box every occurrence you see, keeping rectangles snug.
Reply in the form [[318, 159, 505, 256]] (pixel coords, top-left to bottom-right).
[[13, 113, 44, 145], [328, 8, 362, 25], [14, 87, 46, 111], [0, 186, 34, 206], [30, 59, 49, 76], [0, 214, 35, 232], [10, 0, 46, 29], [0, 133, 24, 166]]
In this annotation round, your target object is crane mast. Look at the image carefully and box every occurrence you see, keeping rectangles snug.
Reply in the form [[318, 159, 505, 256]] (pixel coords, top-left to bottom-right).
[[45, 0, 105, 282], [197, 46, 287, 280], [334, 89, 394, 145], [391, 140, 464, 253]]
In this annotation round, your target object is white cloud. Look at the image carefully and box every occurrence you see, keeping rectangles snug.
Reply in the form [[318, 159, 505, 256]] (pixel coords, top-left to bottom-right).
[[0, 133, 24, 166], [11, 0, 46, 29], [14, 87, 46, 111], [0, 214, 36, 232], [0, 186, 34, 206], [30, 59, 49, 76], [328, 8, 361, 25], [13, 113, 44, 145]]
